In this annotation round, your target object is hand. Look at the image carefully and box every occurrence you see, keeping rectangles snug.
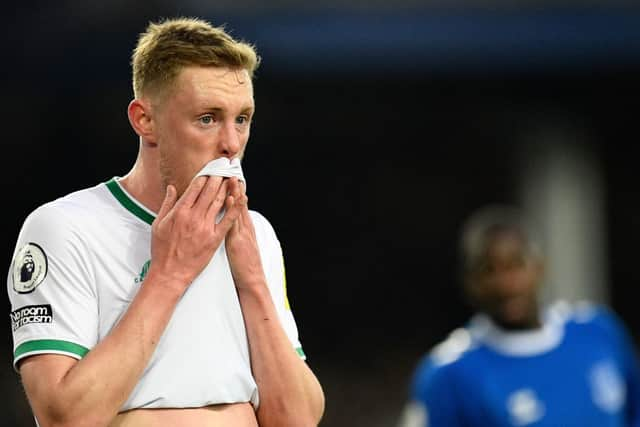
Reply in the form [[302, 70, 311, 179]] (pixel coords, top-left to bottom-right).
[[224, 178, 268, 291], [149, 176, 246, 294]]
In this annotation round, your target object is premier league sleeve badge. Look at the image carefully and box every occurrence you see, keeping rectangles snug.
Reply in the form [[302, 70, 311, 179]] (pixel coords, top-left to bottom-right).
[[12, 243, 48, 294]]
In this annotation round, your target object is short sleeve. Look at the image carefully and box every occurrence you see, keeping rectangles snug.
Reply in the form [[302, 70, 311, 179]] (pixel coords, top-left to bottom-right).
[[250, 211, 305, 359], [588, 305, 640, 426], [406, 356, 464, 427], [8, 203, 99, 370]]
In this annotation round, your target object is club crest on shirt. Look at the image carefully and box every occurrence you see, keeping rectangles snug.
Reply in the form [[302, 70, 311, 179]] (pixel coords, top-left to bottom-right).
[[589, 360, 626, 413], [134, 260, 151, 284], [12, 243, 48, 294], [507, 388, 545, 426]]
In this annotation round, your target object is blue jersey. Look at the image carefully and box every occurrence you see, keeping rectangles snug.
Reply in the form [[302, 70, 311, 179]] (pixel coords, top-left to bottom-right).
[[402, 302, 640, 427]]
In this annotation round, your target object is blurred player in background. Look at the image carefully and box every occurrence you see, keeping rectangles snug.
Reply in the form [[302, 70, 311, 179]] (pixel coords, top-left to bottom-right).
[[398, 204, 640, 427], [7, 17, 324, 427]]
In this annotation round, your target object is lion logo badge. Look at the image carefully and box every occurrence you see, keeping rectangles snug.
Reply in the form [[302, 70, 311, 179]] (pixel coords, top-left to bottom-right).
[[12, 243, 48, 294]]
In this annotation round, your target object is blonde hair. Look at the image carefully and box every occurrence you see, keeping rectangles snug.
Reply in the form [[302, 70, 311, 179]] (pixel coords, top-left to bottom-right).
[[131, 17, 260, 99]]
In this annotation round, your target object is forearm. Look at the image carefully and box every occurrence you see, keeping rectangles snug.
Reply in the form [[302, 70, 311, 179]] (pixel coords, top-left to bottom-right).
[[238, 285, 324, 427], [34, 273, 183, 426]]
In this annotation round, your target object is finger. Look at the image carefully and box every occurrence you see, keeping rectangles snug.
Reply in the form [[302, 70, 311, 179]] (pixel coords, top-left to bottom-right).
[[216, 195, 243, 234], [235, 179, 249, 222], [228, 191, 249, 230], [205, 180, 230, 224], [175, 176, 208, 209], [227, 177, 246, 212], [156, 185, 177, 222], [228, 177, 244, 202], [193, 175, 223, 217], [236, 195, 250, 230]]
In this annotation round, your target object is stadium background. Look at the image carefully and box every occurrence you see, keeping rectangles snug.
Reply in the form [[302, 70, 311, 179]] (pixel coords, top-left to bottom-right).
[[3, 1, 640, 425]]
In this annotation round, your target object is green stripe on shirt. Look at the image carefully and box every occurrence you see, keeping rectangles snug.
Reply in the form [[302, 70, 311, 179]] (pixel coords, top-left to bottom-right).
[[14, 339, 89, 359]]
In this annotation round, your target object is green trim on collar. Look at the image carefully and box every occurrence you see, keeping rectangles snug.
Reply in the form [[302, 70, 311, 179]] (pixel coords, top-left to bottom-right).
[[105, 178, 155, 225]]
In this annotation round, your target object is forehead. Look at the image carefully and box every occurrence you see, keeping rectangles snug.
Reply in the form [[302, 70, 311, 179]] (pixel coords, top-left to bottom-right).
[[467, 231, 529, 274], [484, 231, 527, 258], [172, 66, 254, 106]]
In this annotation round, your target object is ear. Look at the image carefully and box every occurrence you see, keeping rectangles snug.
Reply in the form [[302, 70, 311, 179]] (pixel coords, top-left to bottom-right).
[[127, 98, 157, 145]]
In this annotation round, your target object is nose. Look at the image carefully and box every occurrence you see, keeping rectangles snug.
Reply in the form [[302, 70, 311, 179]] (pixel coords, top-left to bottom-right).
[[217, 120, 242, 158], [489, 268, 526, 298]]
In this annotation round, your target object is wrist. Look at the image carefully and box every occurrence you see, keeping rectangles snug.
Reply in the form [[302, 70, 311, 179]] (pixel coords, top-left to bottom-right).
[[236, 282, 271, 302], [144, 269, 189, 299]]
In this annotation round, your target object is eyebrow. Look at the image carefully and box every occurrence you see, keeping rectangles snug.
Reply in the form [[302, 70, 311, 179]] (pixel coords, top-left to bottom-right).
[[200, 106, 254, 114]]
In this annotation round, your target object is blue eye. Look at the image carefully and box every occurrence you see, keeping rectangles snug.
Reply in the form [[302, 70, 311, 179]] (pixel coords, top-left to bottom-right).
[[236, 116, 249, 125], [200, 115, 214, 125]]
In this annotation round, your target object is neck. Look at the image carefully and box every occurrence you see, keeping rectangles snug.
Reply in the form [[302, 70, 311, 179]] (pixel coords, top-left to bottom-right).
[[493, 317, 542, 331], [471, 306, 565, 356], [119, 144, 164, 213], [491, 307, 542, 331]]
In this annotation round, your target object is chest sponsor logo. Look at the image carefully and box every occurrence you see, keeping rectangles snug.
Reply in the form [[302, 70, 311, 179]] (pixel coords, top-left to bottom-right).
[[12, 243, 48, 294], [10, 304, 53, 331], [589, 360, 626, 413], [507, 388, 545, 426]]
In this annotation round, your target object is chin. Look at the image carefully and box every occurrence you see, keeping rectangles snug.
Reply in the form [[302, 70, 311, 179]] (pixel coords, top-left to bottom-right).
[[494, 308, 537, 330], [499, 317, 530, 330]]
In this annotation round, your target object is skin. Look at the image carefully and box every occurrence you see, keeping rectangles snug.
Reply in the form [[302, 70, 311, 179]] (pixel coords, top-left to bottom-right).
[[19, 65, 324, 427], [464, 230, 545, 330], [397, 228, 546, 427]]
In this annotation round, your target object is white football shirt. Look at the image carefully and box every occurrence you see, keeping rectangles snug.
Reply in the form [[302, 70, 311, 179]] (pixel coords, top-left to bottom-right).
[[8, 178, 304, 410]]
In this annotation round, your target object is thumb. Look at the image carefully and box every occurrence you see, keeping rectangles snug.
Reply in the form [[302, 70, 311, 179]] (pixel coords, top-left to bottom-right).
[[156, 184, 177, 221]]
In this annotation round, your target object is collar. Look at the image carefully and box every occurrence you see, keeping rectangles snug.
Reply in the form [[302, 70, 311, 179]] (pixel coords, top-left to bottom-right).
[[105, 177, 156, 225], [469, 301, 570, 357], [105, 158, 246, 226]]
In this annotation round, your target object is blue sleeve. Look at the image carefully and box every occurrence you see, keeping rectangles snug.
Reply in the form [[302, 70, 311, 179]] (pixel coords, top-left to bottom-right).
[[409, 356, 464, 427], [592, 306, 640, 426]]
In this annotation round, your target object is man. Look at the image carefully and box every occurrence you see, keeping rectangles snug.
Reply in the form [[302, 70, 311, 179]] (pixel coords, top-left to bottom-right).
[[7, 17, 324, 427], [398, 205, 640, 427]]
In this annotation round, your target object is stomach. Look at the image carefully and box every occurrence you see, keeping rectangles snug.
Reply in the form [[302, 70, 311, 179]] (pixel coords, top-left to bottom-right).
[[109, 402, 258, 427]]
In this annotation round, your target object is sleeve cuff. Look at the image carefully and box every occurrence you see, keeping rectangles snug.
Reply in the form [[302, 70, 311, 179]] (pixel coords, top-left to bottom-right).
[[13, 339, 89, 371], [296, 347, 306, 360]]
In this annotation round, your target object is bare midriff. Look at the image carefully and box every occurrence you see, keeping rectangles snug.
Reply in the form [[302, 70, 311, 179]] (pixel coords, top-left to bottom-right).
[[109, 402, 258, 427]]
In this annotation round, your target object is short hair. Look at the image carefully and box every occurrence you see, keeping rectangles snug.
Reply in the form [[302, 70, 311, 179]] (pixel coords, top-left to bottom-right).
[[131, 17, 260, 99], [459, 204, 543, 275]]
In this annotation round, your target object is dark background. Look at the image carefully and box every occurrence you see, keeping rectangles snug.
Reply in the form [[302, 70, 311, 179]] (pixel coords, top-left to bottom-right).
[[3, 1, 640, 426]]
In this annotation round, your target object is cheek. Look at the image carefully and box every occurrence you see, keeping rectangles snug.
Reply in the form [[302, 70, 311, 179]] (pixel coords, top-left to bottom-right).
[[239, 135, 250, 155], [519, 264, 541, 286], [158, 138, 217, 191], [159, 121, 210, 159]]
